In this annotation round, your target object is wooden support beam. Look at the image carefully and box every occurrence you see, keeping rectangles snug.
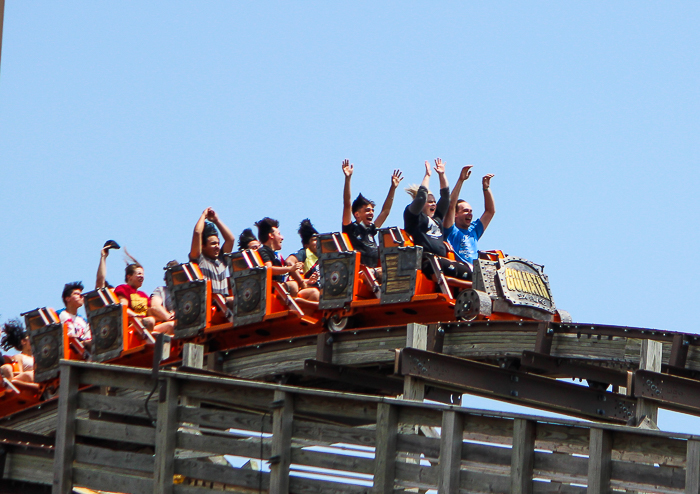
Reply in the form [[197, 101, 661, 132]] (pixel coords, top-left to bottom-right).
[[636, 339, 662, 428], [153, 377, 179, 494], [404, 323, 427, 401], [269, 390, 293, 494], [316, 332, 333, 363], [182, 342, 204, 369], [670, 334, 690, 368], [533, 322, 553, 355], [587, 428, 612, 494], [206, 351, 223, 372], [438, 410, 464, 494], [373, 403, 398, 494], [427, 323, 444, 353], [53, 362, 80, 494], [510, 418, 535, 494], [686, 440, 700, 494]]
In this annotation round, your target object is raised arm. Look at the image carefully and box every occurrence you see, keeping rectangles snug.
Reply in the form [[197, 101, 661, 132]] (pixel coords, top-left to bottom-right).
[[408, 162, 432, 215], [444, 166, 473, 229], [342, 160, 354, 226], [374, 170, 403, 228], [208, 209, 235, 254], [95, 246, 108, 289], [480, 174, 496, 230], [189, 208, 209, 261], [434, 158, 448, 190]]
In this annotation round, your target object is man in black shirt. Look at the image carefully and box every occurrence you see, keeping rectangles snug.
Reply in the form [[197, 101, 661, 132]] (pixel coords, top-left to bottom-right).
[[341, 159, 403, 274]]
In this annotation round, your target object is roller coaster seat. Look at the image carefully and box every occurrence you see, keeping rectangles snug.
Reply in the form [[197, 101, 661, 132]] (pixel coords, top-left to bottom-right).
[[84, 287, 152, 362], [226, 249, 316, 328], [20, 307, 64, 382], [316, 232, 379, 311], [166, 262, 215, 339]]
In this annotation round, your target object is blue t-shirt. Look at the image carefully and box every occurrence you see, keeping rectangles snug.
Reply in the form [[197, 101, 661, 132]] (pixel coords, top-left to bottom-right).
[[444, 219, 484, 264]]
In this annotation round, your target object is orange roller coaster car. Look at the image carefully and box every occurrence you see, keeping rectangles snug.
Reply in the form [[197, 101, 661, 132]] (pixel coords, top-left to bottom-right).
[[0, 228, 570, 418]]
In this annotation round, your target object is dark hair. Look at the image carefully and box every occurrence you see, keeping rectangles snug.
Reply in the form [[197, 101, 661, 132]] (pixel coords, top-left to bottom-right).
[[298, 219, 318, 247], [1, 319, 27, 352], [351, 193, 374, 214], [238, 228, 258, 250], [455, 199, 467, 213], [62, 281, 84, 305], [255, 217, 279, 243], [202, 221, 219, 244]]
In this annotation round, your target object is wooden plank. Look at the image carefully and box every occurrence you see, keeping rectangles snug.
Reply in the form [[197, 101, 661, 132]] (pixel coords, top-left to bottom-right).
[[394, 461, 438, 489], [316, 332, 333, 362], [533, 451, 587, 484], [73, 465, 152, 494], [3, 451, 54, 484], [53, 362, 80, 494], [78, 367, 154, 391], [294, 393, 378, 422], [178, 379, 274, 410], [532, 481, 587, 494], [178, 405, 271, 433], [535, 422, 589, 456], [398, 406, 443, 428], [176, 430, 271, 459], [174, 458, 269, 490], [75, 417, 155, 445], [612, 430, 687, 467], [587, 428, 612, 494], [511, 418, 535, 494], [74, 443, 154, 473], [183, 343, 205, 368], [154, 377, 180, 494], [611, 460, 685, 491], [287, 476, 372, 494], [397, 433, 441, 460], [459, 469, 511, 494], [78, 392, 155, 418], [269, 390, 293, 494], [293, 420, 376, 447], [438, 410, 464, 494], [373, 402, 398, 494], [290, 447, 374, 475], [686, 440, 700, 494]]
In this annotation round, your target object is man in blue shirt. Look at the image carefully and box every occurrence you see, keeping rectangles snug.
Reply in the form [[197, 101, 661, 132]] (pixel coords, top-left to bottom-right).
[[443, 166, 496, 266]]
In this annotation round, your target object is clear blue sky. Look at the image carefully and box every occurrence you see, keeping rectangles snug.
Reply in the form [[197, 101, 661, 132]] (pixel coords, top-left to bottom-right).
[[1, 2, 699, 432]]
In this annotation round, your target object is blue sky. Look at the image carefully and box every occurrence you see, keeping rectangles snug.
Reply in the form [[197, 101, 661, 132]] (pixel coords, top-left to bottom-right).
[[1, 2, 699, 432]]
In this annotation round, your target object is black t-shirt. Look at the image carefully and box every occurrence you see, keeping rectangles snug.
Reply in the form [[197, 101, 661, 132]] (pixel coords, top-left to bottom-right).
[[342, 221, 379, 267], [258, 244, 286, 282], [403, 186, 449, 257]]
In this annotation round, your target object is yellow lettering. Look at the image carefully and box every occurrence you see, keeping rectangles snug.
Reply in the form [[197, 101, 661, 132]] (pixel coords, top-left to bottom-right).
[[514, 269, 525, 292], [535, 275, 550, 300], [505, 268, 516, 291], [526, 272, 541, 297]]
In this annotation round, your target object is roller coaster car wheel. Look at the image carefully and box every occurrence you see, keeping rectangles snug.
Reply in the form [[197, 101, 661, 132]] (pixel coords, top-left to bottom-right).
[[455, 289, 488, 321], [238, 278, 261, 313], [96, 315, 118, 349], [325, 261, 349, 297], [179, 290, 201, 326], [327, 314, 353, 332], [35, 334, 59, 370]]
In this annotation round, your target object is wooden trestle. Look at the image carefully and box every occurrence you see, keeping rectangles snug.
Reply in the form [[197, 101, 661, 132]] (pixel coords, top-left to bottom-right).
[[5, 320, 700, 493]]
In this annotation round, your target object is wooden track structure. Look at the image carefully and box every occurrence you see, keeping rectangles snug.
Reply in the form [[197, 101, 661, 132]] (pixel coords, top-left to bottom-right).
[[5, 320, 700, 492], [3, 359, 700, 494]]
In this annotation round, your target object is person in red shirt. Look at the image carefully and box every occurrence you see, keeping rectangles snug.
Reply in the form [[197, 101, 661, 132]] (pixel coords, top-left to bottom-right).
[[114, 259, 156, 331]]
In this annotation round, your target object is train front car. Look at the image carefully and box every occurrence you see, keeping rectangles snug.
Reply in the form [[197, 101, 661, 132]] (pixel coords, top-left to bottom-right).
[[455, 251, 571, 323]]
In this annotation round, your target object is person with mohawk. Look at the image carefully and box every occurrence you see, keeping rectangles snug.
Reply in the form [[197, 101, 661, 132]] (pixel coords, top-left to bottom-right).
[[1, 319, 34, 385], [189, 207, 236, 297], [341, 159, 403, 276]]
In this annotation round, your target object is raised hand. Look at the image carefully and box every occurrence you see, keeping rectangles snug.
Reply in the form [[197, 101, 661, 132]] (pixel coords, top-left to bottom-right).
[[391, 169, 404, 188], [424, 160, 432, 177], [206, 208, 219, 222], [342, 159, 354, 178], [482, 174, 494, 189], [459, 166, 473, 182], [434, 158, 446, 175]]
